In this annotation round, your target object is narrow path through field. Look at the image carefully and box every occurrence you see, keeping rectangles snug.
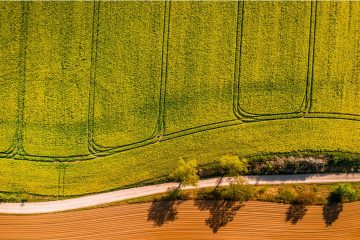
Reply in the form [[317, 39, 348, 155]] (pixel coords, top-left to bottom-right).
[[1, 173, 359, 215]]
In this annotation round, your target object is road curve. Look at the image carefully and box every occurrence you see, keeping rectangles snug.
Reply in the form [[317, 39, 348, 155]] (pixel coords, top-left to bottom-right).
[[1, 173, 359, 215]]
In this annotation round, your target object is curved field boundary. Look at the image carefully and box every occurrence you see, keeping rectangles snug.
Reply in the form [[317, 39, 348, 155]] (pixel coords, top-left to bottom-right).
[[89, 2, 166, 152], [1, 118, 359, 197], [88, 1, 239, 156], [161, 1, 239, 135], [1, 173, 359, 215], [306, 112, 360, 121], [0, 1, 359, 162], [87, 1, 171, 154], [234, 1, 316, 122], [5, 114, 360, 162], [305, 1, 360, 122], [233, 0, 360, 126], [86, 1, 240, 158]]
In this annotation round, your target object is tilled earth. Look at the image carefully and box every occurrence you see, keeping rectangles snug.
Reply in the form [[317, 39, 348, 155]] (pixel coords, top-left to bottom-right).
[[0, 201, 359, 240]]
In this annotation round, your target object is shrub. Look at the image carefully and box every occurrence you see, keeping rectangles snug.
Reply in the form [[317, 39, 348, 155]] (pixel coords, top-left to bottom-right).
[[292, 192, 317, 205], [257, 186, 269, 195], [0, 193, 23, 203], [196, 178, 254, 203], [220, 155, 248, 176], [275, 189, 295, 204], [220, 179, 255, 202], [328, 184, 359, 203], [162, 187, 189, 201], [196, 188, 222, 200]]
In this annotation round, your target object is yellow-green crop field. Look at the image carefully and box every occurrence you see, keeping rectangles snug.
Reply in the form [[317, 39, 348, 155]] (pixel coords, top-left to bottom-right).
[[93, 2, 164, 148], [239, 1, 311, 115], [0, 1, 359, 196]]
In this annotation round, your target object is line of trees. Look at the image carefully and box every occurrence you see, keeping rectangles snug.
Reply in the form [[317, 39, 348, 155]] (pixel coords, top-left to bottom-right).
[[150, 157, 359, 229], [169, 156, 254, 202], [168, 156, 359, 204]]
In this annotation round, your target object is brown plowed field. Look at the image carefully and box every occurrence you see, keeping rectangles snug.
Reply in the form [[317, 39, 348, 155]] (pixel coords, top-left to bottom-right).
[[0, 201, 359, 240]]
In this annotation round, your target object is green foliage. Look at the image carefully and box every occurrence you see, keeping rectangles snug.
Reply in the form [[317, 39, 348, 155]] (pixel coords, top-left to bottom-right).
[[328, 184, 359, 203], [221, 179, 255, 202], [275, 189, 295, 204], [162, 187, 189, 201], [196, 188, 223, 200], [170, 159, 199, 186], [220, 155, 248, 177], [257, 186, 269, 195], [196, 178, 254, 203], [0, 193, 26, 203], [292, 192, 317, 205]]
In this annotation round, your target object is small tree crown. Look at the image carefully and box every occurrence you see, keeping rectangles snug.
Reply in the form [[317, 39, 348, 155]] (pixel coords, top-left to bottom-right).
[[170, 159, 199, 186]]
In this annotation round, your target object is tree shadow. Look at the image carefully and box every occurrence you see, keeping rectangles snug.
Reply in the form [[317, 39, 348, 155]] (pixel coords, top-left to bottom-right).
[[195, 199, 242, 233], [147, 200, 183, 227], [285, 203, 307, 224], [322, 190, 344, 227], [322, 202, 343, 227], [147, 187, 187, 227]]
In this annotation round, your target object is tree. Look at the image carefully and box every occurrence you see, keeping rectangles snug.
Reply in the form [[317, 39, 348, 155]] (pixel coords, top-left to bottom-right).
[[216, 155, 248, 188], [220, 155, 248, 177], [170, 159, 199, 187]]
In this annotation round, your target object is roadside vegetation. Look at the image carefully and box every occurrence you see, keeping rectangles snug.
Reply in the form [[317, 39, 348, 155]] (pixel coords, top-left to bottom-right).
[[199, 151, 360, 179], [2, 159, 358, 230], [1, 154, 359, 204], [0, 192, 67, 203], [144, 158, 360, 207], [146, 158, 359, 231]]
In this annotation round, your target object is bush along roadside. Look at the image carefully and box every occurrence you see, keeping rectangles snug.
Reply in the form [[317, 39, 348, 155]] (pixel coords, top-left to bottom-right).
[[198, 151, 360, 178], [147, 183, 360, 207]]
